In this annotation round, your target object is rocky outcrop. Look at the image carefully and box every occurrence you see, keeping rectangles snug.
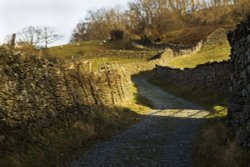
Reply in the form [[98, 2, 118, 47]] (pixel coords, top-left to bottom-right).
[[228, 16, 250, 149]]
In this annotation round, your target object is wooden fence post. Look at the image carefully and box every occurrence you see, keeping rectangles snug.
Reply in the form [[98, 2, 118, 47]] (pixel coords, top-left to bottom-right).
[[10, 33, 16, 50]]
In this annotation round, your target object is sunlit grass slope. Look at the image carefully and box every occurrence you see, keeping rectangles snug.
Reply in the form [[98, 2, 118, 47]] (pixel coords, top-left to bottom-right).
[[48, 40, 135, 60], [48, 40, 103, 59], [162, 28, 231, 69], [48, 40, 159, 72], [165, 43, 230, 68]]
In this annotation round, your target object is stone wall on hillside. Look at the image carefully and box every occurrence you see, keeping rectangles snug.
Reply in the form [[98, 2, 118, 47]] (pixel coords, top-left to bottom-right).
[[54, 49, 159, 61], [148, 41, 203, 62], [154, 28, 228, 66], [122, 41, 203, 76], [153, 61, 231, 92], [0, 48, 132, 150], [84, 50, 158, 60], [228, 16, 250, 149]]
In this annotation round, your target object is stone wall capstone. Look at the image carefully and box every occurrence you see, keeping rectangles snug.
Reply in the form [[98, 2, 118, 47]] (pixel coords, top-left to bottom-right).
[[228, 15, 250, 149]]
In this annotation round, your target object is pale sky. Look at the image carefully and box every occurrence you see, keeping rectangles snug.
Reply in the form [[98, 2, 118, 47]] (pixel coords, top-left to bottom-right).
[[0, 0, 130, 46]]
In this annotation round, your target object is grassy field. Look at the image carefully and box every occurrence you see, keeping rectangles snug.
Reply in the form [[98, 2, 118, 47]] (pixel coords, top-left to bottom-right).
[[48, 39, 150, 60], [48, 40, 159, 71], [48, 40, 106, 59]]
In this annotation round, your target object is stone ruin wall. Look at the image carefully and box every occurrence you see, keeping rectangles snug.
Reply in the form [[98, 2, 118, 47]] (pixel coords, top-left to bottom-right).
[[228, 16, 250, 149], [0, 48, 132, 148], [153, 61, 231, 92]]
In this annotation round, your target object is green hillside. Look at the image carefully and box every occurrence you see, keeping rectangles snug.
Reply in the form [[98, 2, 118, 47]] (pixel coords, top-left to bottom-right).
[[47, 27, 231, 71], [48, 40, 159, 71]]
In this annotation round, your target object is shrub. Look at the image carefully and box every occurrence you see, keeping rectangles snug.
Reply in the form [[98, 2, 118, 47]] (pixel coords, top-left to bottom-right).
[[110, 30, 124, 40]]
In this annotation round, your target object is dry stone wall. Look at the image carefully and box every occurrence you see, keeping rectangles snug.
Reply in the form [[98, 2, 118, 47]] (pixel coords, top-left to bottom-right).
[[148, 41, 203, 62], [153, 61, 231, 92], [85, 50, 158, 60], [0, 47, 132, 150], [228, 16, 250, 149]]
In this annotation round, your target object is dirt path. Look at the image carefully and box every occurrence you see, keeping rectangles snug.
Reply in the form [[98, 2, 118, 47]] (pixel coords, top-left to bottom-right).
[[70, 75, 210, 167]]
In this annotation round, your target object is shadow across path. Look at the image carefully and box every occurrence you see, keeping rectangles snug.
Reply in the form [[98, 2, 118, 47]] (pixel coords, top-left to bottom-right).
[[70, 74, 210, 167]]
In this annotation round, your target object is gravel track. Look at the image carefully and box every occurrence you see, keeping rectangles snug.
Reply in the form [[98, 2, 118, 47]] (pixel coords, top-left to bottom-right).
[[70, 75, 209, 167]]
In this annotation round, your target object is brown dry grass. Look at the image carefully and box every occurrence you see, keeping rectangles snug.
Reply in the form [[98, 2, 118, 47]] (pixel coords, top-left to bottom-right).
[[161, 25, 235, 45], [193, 121, 250, 167]]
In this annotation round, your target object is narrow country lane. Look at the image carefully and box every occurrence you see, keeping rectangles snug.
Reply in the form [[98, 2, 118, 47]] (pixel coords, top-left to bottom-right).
[[70, 74, 210, 167]]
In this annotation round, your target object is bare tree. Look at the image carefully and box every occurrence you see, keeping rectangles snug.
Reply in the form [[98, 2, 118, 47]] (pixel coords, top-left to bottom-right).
[[71, 0, 249, 41], [18, 26, 42, 46], [17, 26, 61, 48], [71, 22, 89, 42], [40, 27, 62, 48]]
